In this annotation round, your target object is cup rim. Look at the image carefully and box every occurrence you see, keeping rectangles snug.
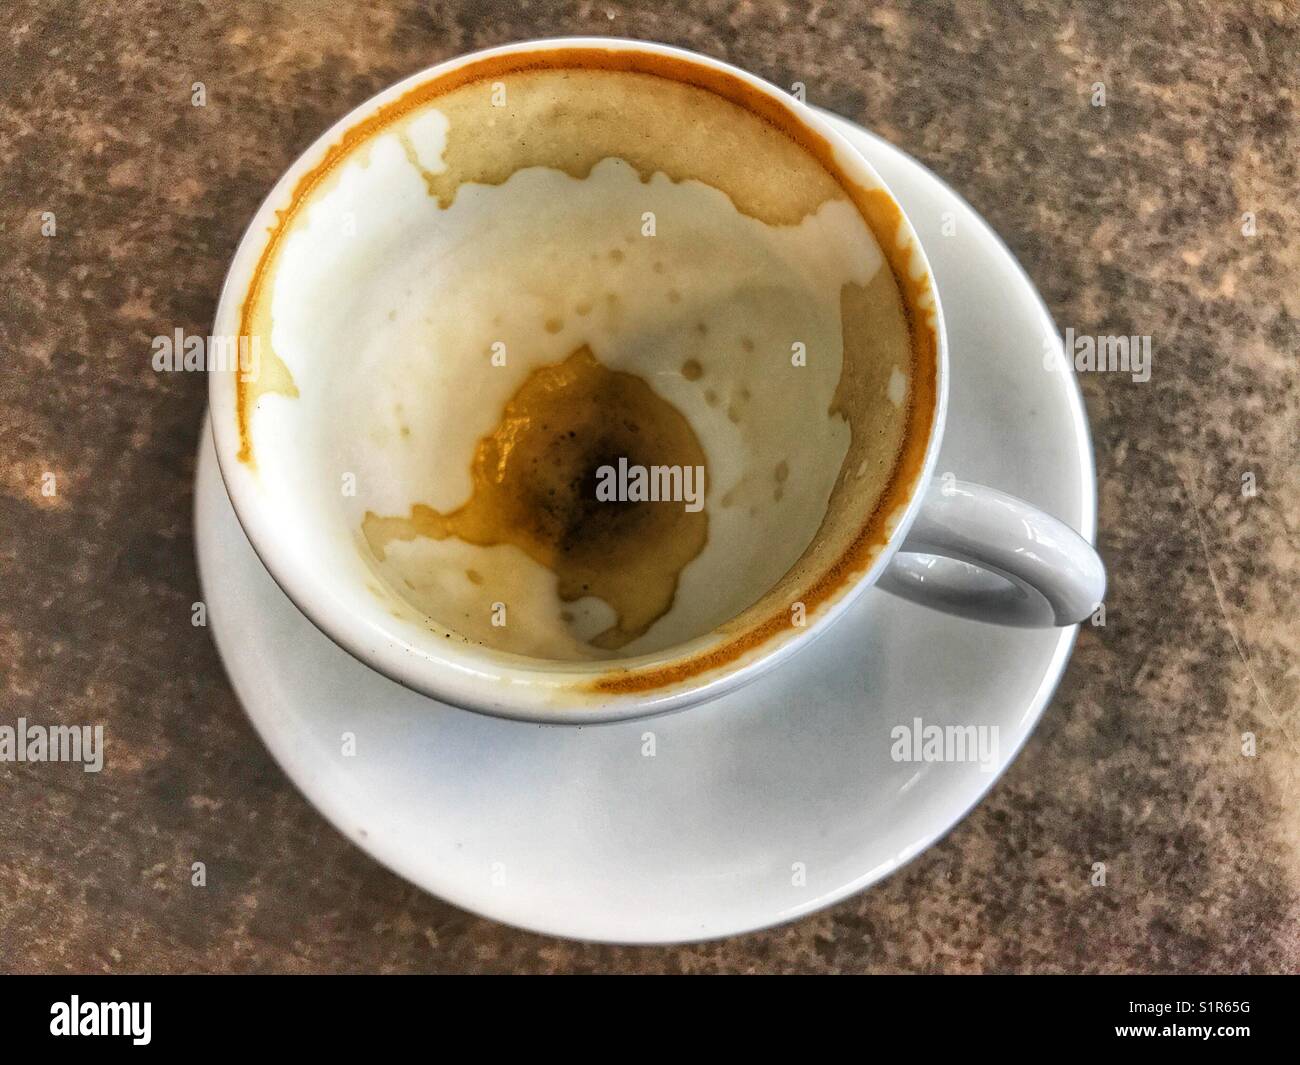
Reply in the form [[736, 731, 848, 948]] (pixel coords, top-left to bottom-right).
[[207, 36, 949, 723]]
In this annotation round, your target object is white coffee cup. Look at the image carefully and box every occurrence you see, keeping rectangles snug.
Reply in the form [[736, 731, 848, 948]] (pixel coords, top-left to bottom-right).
[[208, 37, 1105, 723]]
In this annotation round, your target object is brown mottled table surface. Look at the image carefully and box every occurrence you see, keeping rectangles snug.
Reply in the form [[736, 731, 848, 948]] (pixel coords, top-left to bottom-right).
[[1, 1, 1296, 973]]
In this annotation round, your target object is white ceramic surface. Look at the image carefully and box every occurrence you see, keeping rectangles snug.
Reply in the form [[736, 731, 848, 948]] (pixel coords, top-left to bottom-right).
[[195, 114, 1096, 943]]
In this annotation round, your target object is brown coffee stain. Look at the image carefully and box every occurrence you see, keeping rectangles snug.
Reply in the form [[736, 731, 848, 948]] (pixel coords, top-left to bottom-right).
[[240, 345, 299, 455], [395, 130, 441, 197], [234, 209, 299, 466], [393, 68, 844, 222], [594, 262, 935, 695], [362, 345, 708, 650]]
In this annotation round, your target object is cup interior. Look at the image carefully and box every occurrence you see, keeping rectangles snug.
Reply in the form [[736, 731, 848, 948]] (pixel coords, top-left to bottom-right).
[[209, 39, 942, 717]]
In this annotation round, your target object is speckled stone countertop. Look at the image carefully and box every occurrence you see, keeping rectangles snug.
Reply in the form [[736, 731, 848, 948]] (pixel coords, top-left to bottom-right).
[[1, 1, 1295, 973]]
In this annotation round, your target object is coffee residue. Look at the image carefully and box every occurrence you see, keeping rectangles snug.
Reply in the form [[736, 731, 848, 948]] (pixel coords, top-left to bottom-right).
[[363, 345, 708, 650]]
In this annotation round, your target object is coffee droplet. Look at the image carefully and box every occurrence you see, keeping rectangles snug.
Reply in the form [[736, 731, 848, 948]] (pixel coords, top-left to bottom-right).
[[363, 345, 708, 650]]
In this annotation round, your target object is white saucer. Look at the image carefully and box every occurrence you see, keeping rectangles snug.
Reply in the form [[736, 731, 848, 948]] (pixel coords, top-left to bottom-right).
[[196, 113, 1096, 944]]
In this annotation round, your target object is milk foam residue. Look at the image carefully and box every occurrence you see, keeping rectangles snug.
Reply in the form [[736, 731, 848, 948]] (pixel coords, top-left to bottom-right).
[[260, 83, 908, 661]]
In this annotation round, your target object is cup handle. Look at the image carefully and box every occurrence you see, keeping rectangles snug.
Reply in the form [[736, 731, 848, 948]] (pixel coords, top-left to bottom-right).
[[877, 479, 1105, 627]]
